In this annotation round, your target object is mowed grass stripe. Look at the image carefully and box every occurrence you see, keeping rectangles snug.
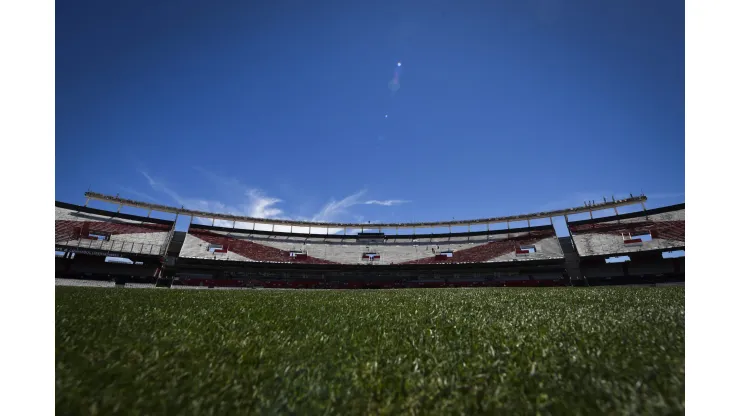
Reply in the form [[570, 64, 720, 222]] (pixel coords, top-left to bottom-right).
[[56, 287, 684, 415]]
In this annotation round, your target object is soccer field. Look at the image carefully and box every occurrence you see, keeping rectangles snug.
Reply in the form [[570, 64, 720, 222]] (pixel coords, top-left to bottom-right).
[[56, 286, 684, 414]]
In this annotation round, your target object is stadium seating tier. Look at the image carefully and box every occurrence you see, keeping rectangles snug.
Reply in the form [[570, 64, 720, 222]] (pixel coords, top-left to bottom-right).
[[178, 226, 564, 265], [568, 205, 685, 257], [55, 204, 174, 256]]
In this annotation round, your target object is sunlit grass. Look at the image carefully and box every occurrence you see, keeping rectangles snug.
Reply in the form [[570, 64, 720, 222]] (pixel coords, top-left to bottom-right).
[[56, 287, 684, 414]]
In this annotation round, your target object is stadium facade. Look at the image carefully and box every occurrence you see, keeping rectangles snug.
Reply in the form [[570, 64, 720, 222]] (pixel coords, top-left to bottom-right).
[[55, 192, 685, 288]]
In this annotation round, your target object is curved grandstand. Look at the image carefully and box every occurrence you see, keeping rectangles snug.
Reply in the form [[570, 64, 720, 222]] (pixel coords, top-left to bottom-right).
[[55, 192, 685, 288]]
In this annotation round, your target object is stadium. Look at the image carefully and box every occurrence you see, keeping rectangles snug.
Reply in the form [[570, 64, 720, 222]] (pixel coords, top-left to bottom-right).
[[55, 190, 686, 413], [56, 191, 685, 289], [47, 0, 692, 413]]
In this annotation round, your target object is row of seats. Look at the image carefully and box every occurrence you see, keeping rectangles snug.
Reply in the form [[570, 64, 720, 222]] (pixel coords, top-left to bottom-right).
[[401, 232, 562, 264], [198, 230, 496, 264], [179, 228, 563, 265], [55, 219, 170, 236], [172, 278, 568, 289], [567, 206, 685, 258], [182, 230, 336, 264], [55, 206, 173, 251], [569, 221, 685, 258], [569, 220, 685, 242]]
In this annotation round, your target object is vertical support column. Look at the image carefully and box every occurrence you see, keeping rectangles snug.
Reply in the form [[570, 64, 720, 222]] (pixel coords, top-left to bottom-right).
[[84, 198, 89, 207], [589, 210, 593, 219], [117, 204, 122, 213], [212, 218, 215, 226], [549, 217, 553, 225], [272, 224, 275, 232], [190, 216, 194, 224], [147, 209, 152, 218]]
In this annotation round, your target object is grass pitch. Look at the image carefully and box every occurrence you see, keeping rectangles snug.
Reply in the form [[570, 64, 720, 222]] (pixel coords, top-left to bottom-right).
[[56, 287, 684, 415]]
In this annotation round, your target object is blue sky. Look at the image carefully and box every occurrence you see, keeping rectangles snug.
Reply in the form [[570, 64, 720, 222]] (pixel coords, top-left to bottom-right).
[[56, 0, 684, 234]]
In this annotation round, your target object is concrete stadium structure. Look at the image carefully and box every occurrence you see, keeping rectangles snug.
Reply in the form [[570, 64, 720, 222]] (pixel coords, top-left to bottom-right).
[[55, 192, 685, 288]]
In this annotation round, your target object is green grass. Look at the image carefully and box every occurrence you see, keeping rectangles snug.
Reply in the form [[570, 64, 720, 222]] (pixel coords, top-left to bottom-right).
[[56, 287, 684, 415]]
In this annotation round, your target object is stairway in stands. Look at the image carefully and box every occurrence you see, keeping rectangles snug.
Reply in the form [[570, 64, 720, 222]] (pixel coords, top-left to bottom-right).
[[558, 237, 582, 283]]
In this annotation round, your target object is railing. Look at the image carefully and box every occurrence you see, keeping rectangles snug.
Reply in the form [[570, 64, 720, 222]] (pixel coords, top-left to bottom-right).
[[162, 224, 177, 256], [84, 191, 649, 229], [584, 241, 685, 257], [55, 238, 164, 256]]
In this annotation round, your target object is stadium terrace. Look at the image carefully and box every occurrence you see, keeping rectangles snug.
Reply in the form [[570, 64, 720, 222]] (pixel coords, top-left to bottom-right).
[[56, 192, 685, 289]]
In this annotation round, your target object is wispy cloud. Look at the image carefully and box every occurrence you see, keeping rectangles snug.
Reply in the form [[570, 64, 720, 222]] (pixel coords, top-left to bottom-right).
[[140, 169, 285, 220], [245, 189, 283, 218], [311, 190, 368, 222], [137, 169, 407, 234], [138, 170, 185, 206], [190, 167, 286, 219], [119, 186, 159, 203], [364, 199, 410, 206], [140, 171, 155, 186], [309, 192, 411, 221]]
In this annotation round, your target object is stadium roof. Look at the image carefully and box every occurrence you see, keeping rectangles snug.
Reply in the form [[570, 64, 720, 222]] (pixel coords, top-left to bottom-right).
[[84, 191, 648, 230]]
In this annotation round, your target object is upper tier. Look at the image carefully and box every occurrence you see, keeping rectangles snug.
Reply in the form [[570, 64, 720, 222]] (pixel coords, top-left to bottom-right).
[[567, 203, 685, 258]]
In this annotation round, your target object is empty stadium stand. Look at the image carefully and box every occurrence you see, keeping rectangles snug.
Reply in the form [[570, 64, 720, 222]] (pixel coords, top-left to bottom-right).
[[179, 223, 563, 265], [54, 193, 684, 288], [55, 201, 175, 257], [567, 204, 685, 258]]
